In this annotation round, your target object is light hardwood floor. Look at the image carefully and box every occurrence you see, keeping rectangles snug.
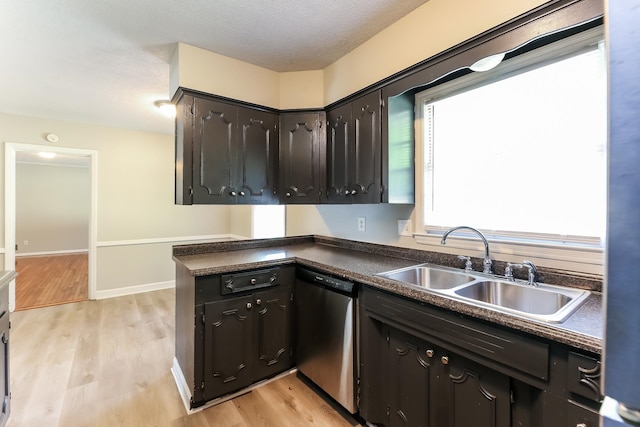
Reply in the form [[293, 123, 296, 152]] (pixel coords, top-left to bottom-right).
[[7, 289, 361, 427], [15, 254, 88, 311]]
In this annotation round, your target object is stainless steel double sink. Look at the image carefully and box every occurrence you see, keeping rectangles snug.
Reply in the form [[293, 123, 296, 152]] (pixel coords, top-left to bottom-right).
[[376, 264, 590, 323]]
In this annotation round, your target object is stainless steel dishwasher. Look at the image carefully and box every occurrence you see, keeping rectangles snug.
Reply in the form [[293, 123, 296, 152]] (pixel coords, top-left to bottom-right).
[[295, 267, 357, 414]]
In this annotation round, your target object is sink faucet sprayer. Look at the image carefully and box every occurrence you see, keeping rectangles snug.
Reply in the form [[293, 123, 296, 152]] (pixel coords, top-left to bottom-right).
[[441, 226, 492, 274]]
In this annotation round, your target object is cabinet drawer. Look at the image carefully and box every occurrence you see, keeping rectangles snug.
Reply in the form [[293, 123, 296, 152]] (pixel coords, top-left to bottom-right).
[[567, 399, 600, 427], [220, 268, 280, 295], [567, 351, 602, 402], [361, 287, 549, 381]]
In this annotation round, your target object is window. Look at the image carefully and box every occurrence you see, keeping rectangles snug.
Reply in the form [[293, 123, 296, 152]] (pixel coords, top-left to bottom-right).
[[416, 27, 606, 251]]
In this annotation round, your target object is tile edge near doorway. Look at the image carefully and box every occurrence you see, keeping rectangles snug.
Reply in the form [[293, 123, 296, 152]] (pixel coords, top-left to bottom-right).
[[4, 142, 98, 311]]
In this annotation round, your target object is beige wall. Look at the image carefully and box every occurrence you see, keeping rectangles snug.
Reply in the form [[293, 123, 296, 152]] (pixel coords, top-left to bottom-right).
[[323, 0, 548, 103], [171, 0, 548, 107], [16, 163, 90, 254], [1, 112, 233, 295]]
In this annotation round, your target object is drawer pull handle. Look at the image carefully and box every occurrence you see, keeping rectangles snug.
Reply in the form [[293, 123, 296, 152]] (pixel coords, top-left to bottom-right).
[[441, 356, 449, 365], [426, 349, 434, 358], [576, 423, 587, 427], [246, 302, 252, 309], [256, 299, 262, 306], [250, 278, 257, 285]]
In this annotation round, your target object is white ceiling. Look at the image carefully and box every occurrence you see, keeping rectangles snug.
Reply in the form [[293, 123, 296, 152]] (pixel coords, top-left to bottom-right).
[[1, 0, 429, 136]]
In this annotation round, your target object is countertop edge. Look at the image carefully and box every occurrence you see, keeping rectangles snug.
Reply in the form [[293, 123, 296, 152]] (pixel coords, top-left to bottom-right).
[[173, 237, 603, 354]]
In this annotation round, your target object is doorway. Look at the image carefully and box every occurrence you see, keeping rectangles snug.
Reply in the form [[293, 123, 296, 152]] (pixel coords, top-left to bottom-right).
[[4, 143, 98, 312]]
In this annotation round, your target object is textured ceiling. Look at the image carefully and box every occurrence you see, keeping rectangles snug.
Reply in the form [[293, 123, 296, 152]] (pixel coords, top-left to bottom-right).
[[0, 0, 429, 135]]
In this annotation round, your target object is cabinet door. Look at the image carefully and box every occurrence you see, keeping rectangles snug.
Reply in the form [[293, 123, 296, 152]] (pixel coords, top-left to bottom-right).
[[192, 98, 239, 204], [237, 108, 278, 204], [279, 112, 325, 204], [253, 286, 293, 381], [326, 103, 352, 204], [441, 352, 511, 427], [202, 296, 254, 401], [388, 327, 435, 427], [351, 91, 382, 203]]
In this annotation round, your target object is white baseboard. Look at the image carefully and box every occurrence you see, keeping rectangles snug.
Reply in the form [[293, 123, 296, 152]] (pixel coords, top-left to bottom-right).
[[172, 358, 192, 413], [93, 280, 174, 300], [16, 249, 89, 257]]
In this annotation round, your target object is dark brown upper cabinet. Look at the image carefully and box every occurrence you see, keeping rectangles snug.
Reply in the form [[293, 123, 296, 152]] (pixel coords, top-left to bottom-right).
[[279, 111, 326, 204], [174, 90, 278, 205], [326, 90, 382, 204]]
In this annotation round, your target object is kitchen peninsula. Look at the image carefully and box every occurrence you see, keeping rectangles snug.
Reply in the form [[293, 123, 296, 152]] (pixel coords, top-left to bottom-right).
[[173, 235, 603, 426]]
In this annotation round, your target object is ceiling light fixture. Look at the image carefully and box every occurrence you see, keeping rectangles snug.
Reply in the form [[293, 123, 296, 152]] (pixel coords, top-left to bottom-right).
[[470, 53, 506, 72], [154, 100, 176, 119], [38, 151, 57, 159]]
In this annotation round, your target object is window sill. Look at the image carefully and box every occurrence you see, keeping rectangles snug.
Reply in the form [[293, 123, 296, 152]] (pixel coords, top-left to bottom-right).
[[413, 232, 604, 276]]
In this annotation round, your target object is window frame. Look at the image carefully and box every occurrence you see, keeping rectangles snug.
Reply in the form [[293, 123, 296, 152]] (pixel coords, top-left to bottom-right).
[[412, 26, 606, 275]]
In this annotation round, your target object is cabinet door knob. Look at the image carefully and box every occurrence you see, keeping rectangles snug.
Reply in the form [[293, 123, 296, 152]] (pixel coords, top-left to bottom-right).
[[256, 298, 262, 306], [441, 356, 449, 365], [426, 349, 434, 358], [250, 278, 257, 285], [351, 189, 358, 195], [286, 192, 291, 198], [246, 302, 252, 309], [239, 191, 245, 196], [230, 191, 237, 196], [576, 424, 587, 427]]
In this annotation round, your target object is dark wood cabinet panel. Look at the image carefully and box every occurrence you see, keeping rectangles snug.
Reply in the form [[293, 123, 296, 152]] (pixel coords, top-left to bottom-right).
[[176, 265, 295, 408], [174, 90, 279, 205], [326, 103, 351, 203], [351, 91, 382, 203], [192, 98, 238, 204], [326, 91, 381, 204], [202, 295, 254, 401], [197, 284, 293, 404], [444, 353, 511, 427], [362, 316, 511, 427], [279, 112, 325, 204], [359, 286, 603, 427], [387, 327, 433, 427], [253, 287, 292, 381], [237, 108, 278, 204]]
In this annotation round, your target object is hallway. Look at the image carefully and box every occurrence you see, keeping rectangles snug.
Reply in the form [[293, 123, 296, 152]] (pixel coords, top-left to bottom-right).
[[14, 253, 88, 310]]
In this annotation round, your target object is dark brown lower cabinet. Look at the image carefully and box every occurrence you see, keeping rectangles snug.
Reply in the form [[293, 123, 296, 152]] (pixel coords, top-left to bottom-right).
[[197, 285, 293, 404], [359, 286, 602, 427], [174, 265, 295, 408], [362, 319, 511, 427]]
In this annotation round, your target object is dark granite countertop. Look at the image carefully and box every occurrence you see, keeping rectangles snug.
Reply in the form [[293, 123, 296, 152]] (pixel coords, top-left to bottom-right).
[[173, 235, 604, 354]]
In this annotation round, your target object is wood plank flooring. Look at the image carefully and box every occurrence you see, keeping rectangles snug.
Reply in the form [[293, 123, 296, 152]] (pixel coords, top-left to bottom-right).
[[7, 289, 362, 427], [15, 253, 88, 311]]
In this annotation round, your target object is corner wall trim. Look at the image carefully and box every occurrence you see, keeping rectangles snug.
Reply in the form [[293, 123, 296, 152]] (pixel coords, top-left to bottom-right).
[[93, 280, 175, 300]]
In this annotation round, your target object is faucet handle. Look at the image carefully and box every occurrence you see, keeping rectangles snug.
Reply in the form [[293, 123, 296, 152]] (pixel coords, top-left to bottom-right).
[[482, 257, 492, 274], [505, 262, 523, 281], [457, 255, 473, 272]]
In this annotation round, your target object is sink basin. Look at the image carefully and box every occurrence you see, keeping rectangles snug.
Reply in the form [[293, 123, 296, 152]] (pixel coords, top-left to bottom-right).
[[377, 265, 475, 290], [454, 280, 590, 323], [377, 264, 590, 323]]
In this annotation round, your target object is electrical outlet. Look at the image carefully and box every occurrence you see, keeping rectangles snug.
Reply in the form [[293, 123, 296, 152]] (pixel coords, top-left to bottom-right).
[[357, 217, 366, 232], [23, 240, 29, 246], [398, 220, 412, 236]]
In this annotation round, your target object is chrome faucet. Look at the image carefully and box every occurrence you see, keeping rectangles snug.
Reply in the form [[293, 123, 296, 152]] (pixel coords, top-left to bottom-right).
[[441, 226, 492, 274]]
